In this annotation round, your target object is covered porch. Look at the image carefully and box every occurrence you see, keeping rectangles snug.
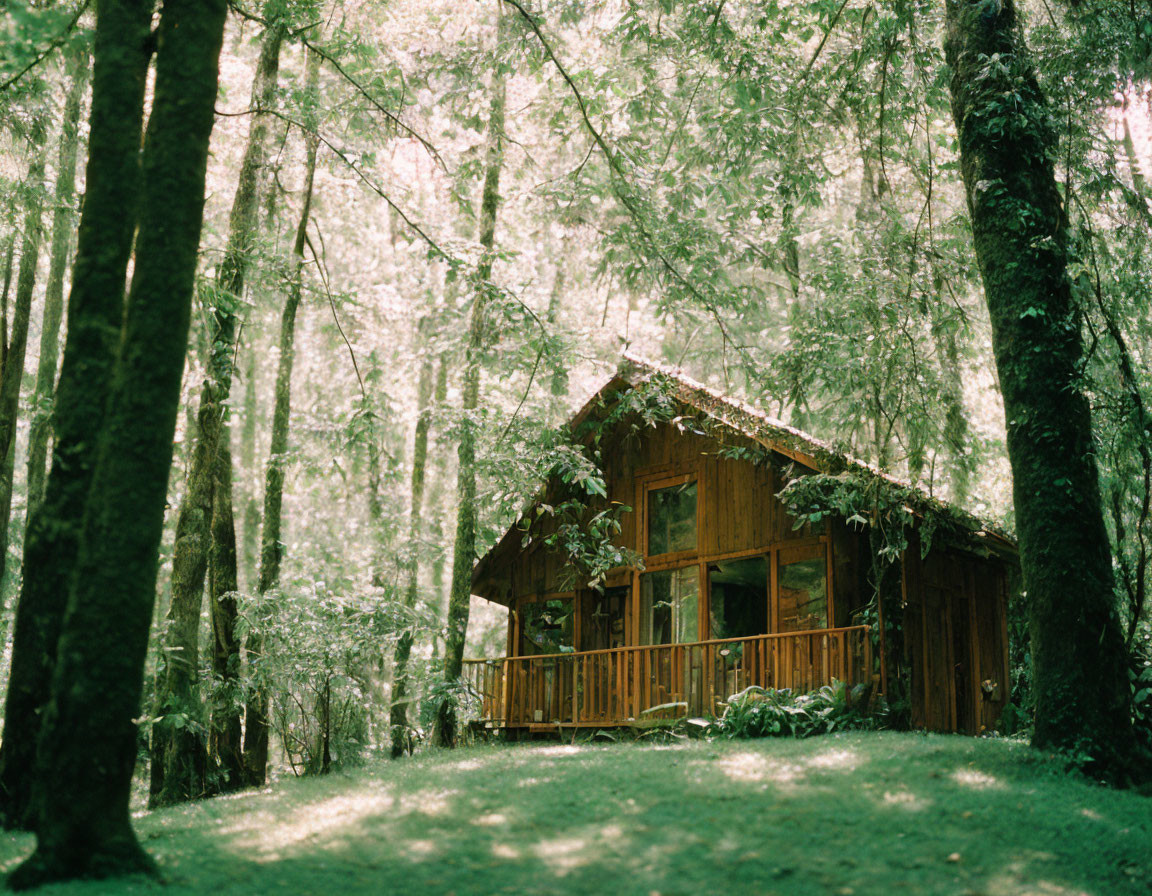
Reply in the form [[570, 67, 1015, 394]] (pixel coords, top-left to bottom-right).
[[463, 624, 871, 730]]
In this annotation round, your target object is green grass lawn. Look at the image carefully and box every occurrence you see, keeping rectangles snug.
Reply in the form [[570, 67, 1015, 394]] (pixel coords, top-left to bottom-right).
[[2, 732, 1149, 895]]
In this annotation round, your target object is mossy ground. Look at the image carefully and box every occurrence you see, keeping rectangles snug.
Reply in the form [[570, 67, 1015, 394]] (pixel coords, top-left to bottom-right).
[[2, 732, 1148, 895]]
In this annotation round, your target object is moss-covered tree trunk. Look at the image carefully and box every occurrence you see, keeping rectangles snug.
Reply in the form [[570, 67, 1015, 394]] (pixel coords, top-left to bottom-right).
[[243, 60, 319, 784], [150, 17, 284, 807], [0, 3, 152, 833], [8, 0, 226, 885], [0, 121, 49, 594], [390, 349, 435, 757], [426, 358, 450, 664], [25, 51, 89, 520], [207, 428, 243, 793], [944, 0, 1139, 781], [240, 351, 260, 591], [433, 15, 506, 747]]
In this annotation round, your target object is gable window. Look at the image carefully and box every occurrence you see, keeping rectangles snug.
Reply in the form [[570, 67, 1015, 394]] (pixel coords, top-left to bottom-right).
[[647, 479, 697, 556], [639, 567, 698, 644]]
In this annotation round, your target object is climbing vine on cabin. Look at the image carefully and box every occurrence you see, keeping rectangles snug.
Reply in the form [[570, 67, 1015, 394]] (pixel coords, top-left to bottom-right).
[[517, 442, 641, 593]]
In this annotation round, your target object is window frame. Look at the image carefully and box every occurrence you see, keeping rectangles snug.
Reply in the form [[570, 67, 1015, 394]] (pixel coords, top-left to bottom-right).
[[639, 470, 700, 565], [773, 541, 834, 634]]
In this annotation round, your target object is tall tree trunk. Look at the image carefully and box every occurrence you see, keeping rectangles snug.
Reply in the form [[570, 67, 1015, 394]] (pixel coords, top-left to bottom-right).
[[927, 303, 974, 505], [0, 1, 152, 834], [240, 350, 260, 592], [389, 348, 435, 757], [546, 267, 568, 401], [25, 52, 89, 521], [944, 0, 1139, 782], [433, 12, 507, 747], [150, 17, 285, 807], [244, 56, 319, 784], [0, 120, 50, 594], [0, 235, 13, 364], [8, 0, 226, 885], [427, 357, 450, 663], [207, 427, 243, 792]]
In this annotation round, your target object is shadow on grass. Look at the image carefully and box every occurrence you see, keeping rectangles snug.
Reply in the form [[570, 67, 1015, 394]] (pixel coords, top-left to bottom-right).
[[2, 733, 1149, 895]]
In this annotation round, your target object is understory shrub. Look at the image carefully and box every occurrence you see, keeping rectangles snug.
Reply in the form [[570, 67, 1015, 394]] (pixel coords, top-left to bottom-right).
[[707, 680, 881, 739]]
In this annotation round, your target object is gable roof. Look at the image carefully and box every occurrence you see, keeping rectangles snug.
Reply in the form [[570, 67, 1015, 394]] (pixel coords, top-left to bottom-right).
[[471, 352, 1016, 602]]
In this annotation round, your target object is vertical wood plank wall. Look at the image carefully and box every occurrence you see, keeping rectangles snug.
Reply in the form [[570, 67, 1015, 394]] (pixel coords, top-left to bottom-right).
[[902, 543, 1010, 733]]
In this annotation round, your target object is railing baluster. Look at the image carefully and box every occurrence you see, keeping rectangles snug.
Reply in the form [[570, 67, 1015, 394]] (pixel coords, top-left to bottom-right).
[[463, 625, 870, 729]]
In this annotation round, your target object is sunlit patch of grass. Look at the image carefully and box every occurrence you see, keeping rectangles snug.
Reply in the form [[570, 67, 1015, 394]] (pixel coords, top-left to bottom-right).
[[714, 750, 802, 784], [881, 789, 933, 811], [804, 747, 860, 770], [951, 767, 1005, 790]]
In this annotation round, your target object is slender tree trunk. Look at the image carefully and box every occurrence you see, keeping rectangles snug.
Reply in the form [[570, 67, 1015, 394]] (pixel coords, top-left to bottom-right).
[[0, 6, 150, 832], [427, 358, 450, 663], [944, 0, 1140, 782], [928, 304, 973, 504], [390, 350, 435, 757], [433, 13, 507, 747], [207, 427, 243, 792], [0, 122, 50, 593], [26, 52, 89, 521], [546, 267, 568, 401], [1121, 106, 1147, 200], [0, 235, 13, 365], [240, 350, 260, 592], [8, 0, 226, 885], [150, 18, 285, 807], [244, 57, 319, 784]]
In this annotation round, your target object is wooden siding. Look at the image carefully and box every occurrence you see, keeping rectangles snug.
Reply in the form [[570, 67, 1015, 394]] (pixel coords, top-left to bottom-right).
[[903, 541, 1010, 733], [471, 410, 1013, 736]]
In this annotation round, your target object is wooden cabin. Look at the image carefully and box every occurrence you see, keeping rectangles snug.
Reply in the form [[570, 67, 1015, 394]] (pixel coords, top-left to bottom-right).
[[464, 355, 1016, 735]]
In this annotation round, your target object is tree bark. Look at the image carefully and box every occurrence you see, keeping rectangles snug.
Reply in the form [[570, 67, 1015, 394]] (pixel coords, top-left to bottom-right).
[[25, 51, 89, 521], [150, 18, 285, 807], [8, 0, 226, 885], [207, 426, 244, 793], [244, 53, 319, 784], [0, 2, 151, 833], [944, 0, 1139, 782], [427, 357, 450, 663], [390, 349, 435, 757], [240, 350, 260, 592], [433, 11, 507, 747], [0, 119, 50, 594]]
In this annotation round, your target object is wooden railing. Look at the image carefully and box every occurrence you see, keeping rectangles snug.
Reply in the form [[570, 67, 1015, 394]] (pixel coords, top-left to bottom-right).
[[462, 625, 871, 728]]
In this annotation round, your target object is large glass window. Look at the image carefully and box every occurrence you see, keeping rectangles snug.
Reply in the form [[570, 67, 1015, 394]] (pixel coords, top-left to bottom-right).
[[640, 567, 698, 644], [708, 556, 769, 640], [647, 480, 697, 555], [520, 598, 575, 655], [777, 548, 828, 632]]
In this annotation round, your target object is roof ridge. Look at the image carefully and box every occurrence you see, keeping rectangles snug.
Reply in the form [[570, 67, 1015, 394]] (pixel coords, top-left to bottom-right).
[[614, 351, 1011, 544]]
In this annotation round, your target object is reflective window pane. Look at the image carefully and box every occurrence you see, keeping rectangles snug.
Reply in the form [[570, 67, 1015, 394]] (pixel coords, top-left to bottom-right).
[[709, 556, 768, 639], [648, 480, 697, 555], [640, 567, 698, 645], [778, 556, 828, 632]]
